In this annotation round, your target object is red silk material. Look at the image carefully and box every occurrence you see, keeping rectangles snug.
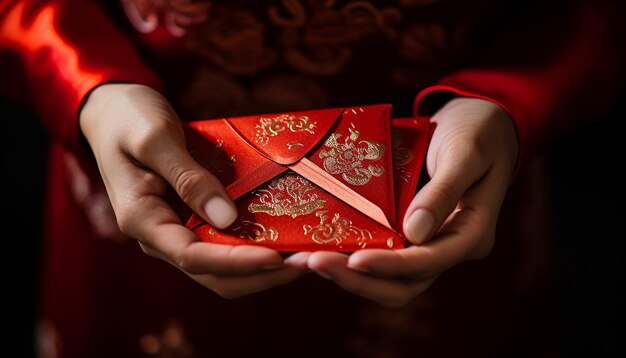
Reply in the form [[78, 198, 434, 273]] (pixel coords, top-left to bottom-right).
[[184, 104, 434, 252]]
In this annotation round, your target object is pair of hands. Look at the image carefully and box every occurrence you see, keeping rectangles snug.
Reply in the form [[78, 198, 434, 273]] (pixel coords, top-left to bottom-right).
[[79, 84, 518, 308]]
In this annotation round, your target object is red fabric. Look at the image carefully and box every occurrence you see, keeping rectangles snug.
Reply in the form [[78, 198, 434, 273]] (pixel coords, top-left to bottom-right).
[[2, 0, 624, 356], [0, 0, 163, 152], [413, 0, 626, 173], [184, 105, 433, 252]]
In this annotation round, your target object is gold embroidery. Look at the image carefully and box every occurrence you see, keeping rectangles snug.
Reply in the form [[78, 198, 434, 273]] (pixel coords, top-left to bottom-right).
[[395, 166, 413, 183], [392, 128, 413, 182], [232, 220, 279, 243], [287, 142, 304, 150], [248, 174, 326, 217], [319, 123, 385, 185], [208, 228, 216, 235], [254, 114, 316, 146], [392, 128, 414, 166], [303, 210, 372, 248], [387, 237, 394, 248], [393, 148, 414, 166]]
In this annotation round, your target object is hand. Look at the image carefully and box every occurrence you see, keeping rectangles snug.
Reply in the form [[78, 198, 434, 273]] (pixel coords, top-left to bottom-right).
[[79, 83, 311, 298], [308, 97, 518, 307]]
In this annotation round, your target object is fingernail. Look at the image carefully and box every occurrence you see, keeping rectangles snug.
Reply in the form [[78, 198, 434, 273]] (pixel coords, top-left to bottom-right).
[[404, 209, 434, 244], [204, 195, 237, 228]]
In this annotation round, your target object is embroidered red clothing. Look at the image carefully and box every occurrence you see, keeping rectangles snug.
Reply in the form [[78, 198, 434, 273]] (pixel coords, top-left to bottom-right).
[[1, 0, 624, 356]]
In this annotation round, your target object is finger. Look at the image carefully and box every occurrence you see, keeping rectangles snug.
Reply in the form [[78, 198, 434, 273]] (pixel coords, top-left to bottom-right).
[[191, 253, 313, 298], [348, 209, 487, 279], [403, 147, 487, 245], [108, 156, 283, 275], [351, 168, 507, 279], [308, 252, 435, 308], [121, 192, 284, 275], [153, 149, 237, 229], [130, 123, 237, 229]]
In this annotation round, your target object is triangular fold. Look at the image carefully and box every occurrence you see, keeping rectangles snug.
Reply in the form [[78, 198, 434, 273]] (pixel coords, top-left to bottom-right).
[[224, 108, 345, 165], [307, 104, 396, 226]]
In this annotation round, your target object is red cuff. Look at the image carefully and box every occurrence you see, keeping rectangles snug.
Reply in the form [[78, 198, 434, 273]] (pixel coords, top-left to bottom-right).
[[1, 1, 164, 152]]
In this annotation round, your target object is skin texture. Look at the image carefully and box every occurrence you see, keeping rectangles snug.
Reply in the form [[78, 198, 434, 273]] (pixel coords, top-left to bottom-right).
[[80, 83, 312, 298], [309, 97, 519, 307], [80, 84, 518, 306]]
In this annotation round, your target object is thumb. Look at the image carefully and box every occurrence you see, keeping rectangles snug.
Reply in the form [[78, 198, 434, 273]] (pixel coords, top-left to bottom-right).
[[402, 159, 482, 245], [146, 128, 237, 230], [143, 141, 238, 229]]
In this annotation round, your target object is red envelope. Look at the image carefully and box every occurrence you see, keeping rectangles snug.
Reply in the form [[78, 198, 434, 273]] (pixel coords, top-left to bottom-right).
[[184, 104, 434, 252]]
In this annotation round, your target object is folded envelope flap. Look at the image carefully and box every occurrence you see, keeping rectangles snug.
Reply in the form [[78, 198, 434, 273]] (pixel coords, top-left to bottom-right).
[[183, 106, 436, 251], [392, 117, 435, 225], [184, 119, 288, 202], [224, 107, 345, 165], [188, 105, 398, 228], [184, 119, 274, 188], [306, 104, 397, 226]]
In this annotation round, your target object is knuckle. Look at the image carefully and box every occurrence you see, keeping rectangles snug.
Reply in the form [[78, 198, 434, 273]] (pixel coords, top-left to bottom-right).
[[175, 255, 191, 272], [115, 207, 135, 235], [175, 246, 208, 275], [114, 197, 150, 236], [174, 252, 195, 273], [173, 170, 200, 201], [173, 169, 211, 203], [130, 121, 171, 156]]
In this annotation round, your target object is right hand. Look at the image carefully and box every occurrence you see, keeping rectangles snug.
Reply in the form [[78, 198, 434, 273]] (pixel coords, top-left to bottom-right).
[[79, 83, 311, 298]]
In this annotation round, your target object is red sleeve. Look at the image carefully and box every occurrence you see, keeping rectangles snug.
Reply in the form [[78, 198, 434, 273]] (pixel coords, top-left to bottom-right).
[[413, 0, 626, 171], [0, 0, 163, 152]]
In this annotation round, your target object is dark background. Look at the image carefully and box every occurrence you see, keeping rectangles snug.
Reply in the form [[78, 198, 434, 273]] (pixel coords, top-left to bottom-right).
[[1, 91, 624, 357]]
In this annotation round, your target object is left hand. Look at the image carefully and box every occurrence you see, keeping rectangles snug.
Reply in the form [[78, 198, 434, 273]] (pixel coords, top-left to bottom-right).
[[307, 97, 519, 307]]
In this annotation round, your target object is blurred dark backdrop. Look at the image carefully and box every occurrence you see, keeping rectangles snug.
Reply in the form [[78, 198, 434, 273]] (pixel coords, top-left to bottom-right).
[[547, 90, 625, 356], [1, 91, 624, 357]]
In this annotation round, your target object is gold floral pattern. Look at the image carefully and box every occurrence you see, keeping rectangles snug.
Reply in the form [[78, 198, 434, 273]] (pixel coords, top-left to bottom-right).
[[248, 174, 326, 217], [319, 123, 385, 186], [393, 147, 413, 166], [254, 114, 317, 146], [232, 220, 279, 242], [303, 210, 372, 248]]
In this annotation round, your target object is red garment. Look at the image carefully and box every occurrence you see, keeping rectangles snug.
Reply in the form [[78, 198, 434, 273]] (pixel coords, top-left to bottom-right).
[[1, 0, 624, 356]]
